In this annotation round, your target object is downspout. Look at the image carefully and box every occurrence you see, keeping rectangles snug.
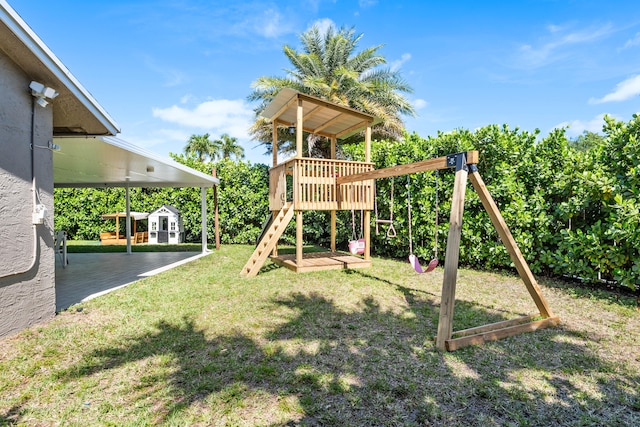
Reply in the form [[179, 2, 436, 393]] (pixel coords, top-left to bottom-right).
[[0, 96, 39, 279]]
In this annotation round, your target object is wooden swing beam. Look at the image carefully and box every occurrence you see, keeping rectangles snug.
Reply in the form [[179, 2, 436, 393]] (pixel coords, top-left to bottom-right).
[[335, 151, 479, 185], [337, 151, 559, 351]]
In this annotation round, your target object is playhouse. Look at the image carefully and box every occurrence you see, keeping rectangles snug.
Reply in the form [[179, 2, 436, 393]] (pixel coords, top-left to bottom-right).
[[148, 205, 183, 244]]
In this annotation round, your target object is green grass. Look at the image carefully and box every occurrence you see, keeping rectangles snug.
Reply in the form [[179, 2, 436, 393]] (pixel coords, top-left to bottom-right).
[[1, 245, 639, 426]]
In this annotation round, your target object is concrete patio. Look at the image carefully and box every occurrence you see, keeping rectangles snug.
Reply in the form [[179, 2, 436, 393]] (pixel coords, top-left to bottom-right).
[[55, 251, 209, 311]]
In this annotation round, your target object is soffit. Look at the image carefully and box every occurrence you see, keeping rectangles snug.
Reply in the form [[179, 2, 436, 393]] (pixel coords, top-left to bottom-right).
[[53, 136, 219, 188]]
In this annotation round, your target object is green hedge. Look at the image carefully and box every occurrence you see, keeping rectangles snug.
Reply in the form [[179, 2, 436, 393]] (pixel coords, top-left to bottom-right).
[[342, 114, 639, 292]]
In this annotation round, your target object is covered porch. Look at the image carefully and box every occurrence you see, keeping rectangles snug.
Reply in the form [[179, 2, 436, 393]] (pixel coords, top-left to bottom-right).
[[54, 135, 220, 254], [53, 135, 220, 310]]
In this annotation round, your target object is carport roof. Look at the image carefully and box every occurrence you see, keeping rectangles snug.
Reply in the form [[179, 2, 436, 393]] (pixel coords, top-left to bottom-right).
[[53, 136, 219, 188]]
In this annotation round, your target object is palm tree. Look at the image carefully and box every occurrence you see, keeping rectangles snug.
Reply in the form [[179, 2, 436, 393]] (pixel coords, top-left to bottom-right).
[[184, 133, 220, 162], [215, 133, 245, 160], [248, 24, 415, 157]]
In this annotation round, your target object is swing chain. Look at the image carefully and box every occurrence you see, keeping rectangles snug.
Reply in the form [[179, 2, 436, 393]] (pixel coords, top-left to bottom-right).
[[407, 171, 440, 259], [407, 175, 413, 254], [374, 178, 396, 238], [350, 184, 363, 241], [434, 170, 439, 259]]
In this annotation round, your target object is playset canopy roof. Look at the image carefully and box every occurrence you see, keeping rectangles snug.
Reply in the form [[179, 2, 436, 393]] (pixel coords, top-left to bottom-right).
[[260, 88, 379, 140]]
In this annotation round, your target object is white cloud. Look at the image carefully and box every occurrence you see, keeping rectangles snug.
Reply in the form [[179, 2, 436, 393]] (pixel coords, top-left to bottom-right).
[[412, 98, 428, 110], [589, 74, 640, 104], [143, 55, 187, 87], [309, 18, 335, 34], [621, 32, 640, 50], [517, 23, 613, 68], [257, 8, 289, 38], [152, 98, 254, 139], [230, 5, 295, 39], [554, 114, 607, 138], [547, 24, 563, 33], [390, 53, 411, 72], [359, 0, 378, 7]]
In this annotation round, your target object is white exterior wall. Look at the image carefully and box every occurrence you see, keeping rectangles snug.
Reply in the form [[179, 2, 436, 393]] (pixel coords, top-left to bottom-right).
[[0, 49, 56, 337]]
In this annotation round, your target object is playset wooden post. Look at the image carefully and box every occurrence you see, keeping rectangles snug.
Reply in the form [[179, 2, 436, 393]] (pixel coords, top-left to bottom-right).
[[435, 153, 469, 350], [330, 135, 337, 252]]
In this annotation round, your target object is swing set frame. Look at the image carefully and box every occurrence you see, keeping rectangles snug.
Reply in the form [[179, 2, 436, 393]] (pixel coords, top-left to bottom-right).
[[336, 150, 560, 351]]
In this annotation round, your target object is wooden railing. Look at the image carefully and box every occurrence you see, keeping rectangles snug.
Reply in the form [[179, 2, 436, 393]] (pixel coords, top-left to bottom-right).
[[269, 158, 374, 211]]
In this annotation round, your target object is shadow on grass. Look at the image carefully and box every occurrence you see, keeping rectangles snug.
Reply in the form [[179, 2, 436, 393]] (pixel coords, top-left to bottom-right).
[[540, 276, 640, 310], [9, 284, 639, 425], [347, 268, 523, 323]]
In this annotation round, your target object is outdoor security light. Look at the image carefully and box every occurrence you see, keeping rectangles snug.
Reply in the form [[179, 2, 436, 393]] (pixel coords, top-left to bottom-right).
[[288, 125, 295, 134], [29, 81, 59, 108]]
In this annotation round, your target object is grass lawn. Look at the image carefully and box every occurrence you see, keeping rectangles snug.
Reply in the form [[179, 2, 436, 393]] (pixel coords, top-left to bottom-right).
[[1, 245, 639, 426]]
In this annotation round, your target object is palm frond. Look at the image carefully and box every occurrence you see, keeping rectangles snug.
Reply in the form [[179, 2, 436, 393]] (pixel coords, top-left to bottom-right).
[[248, 23, 416, 155]]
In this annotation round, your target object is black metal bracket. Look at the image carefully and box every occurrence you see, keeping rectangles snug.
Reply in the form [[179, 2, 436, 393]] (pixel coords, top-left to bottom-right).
[[469, 164, 479, 174], [446, 152, 468, 172]]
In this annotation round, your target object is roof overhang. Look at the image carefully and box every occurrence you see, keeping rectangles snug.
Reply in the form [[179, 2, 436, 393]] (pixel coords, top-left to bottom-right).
[[0, 1, 119, 136], [261, 88, 379, 140], [53, 136, 219, 188]]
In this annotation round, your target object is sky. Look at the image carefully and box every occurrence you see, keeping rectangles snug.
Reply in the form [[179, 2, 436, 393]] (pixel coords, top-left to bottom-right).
[[7, 0, 640, 165]]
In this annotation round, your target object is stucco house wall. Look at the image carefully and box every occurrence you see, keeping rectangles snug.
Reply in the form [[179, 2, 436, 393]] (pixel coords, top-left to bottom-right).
[[0, 48, 56, 336]]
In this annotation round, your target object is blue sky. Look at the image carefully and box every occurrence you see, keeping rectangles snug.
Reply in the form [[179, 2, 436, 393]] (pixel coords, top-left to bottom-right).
[[9, 0, 640, 165]]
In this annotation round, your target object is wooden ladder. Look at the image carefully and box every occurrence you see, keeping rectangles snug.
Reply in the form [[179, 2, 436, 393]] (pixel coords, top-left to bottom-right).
[[240, 202, 294, 277]]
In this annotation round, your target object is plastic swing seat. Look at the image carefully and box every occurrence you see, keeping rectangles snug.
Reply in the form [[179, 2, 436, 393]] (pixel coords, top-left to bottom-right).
[[409, 254, 438, 273], [349, 238, 366, 255]]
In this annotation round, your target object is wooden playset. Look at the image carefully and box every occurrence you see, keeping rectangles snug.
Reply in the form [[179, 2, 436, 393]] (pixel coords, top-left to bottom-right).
[[240, 89, 559, 350]]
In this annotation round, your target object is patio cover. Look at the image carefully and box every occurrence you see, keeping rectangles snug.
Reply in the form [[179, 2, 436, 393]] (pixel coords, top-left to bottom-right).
[[53, 136, 219, 188]]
